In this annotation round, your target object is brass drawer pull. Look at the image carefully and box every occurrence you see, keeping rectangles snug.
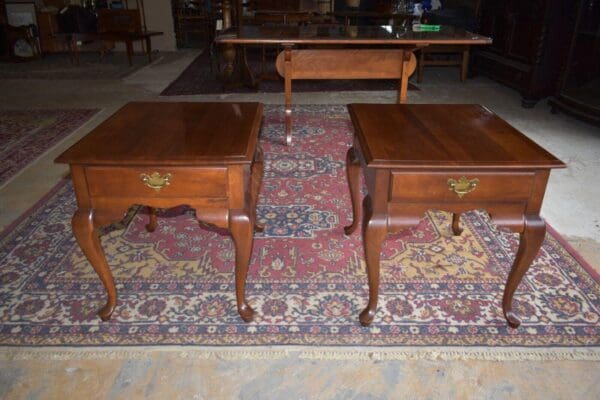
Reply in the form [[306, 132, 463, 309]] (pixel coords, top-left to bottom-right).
[[140, 172, 172, 191], [447, 176, 479, 198]]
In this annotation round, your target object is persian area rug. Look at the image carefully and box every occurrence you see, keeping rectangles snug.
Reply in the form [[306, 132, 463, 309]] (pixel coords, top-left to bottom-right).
[[160, 49, 419, 96], [1, 105, 599, 353], [0, 109, 98, 187]]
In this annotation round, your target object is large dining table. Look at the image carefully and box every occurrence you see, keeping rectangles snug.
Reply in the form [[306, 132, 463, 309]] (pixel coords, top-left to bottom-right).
[[216, 24, 491, 145]]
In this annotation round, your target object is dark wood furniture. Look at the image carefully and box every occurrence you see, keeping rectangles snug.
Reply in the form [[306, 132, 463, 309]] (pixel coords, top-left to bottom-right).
[[344, 103, 566, 327], [254, 0, 300, 11], [332, 10, 413, 26], [37, 10, 67, 53], [92, 8, 162, 66], [417, 44, 471, 83], [217, 24, 491, 145], [97, 9, 142, 33], [418, 0, 480, 83], [35, 7, 162, 65], [66, 29, 163, 66], [252, 10, 315, 24], [55, 102, 264, 322], [173, 4, 215, 49], [548, 0, 600, 126], [473, 0, 571, 108], [0, 2, 6, 59]]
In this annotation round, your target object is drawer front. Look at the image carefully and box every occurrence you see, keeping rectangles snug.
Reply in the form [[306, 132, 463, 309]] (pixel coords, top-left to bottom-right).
[[390, 172, 535, 202], [85, 166, 228, 198]]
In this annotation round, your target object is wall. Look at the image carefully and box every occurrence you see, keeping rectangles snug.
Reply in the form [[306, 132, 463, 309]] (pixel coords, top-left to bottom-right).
[[140, 0, 176, 51]]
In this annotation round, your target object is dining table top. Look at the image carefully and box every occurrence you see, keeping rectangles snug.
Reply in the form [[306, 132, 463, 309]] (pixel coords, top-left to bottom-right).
[[215, 24, 492, 46]]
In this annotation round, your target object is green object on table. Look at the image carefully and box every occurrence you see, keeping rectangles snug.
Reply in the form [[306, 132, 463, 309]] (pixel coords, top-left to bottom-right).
[[418, 24, 441, 32]]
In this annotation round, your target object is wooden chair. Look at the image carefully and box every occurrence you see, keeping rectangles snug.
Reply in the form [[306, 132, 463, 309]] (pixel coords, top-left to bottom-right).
[[68, 9, 162, 67], [417, 0, 480, 83], [417, 44, 471, 83]]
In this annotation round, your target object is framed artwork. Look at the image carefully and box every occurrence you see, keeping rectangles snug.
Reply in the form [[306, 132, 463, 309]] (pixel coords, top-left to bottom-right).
[[6, 2, 38, 27]]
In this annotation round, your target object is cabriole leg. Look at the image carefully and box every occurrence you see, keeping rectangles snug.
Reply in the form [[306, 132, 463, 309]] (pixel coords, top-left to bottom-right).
[[502, 215, 546, 328], [72, 208, 117, 321]]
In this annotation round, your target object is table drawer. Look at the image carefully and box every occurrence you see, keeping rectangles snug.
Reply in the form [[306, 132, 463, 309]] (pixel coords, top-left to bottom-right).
[[389, 172, 535, 202], [85, 166, 228, 198]]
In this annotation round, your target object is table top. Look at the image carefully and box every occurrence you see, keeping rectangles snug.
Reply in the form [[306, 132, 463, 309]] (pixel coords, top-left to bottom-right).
[[216, 24, 491, 45], [56, 102, 264, 166], [347, 104, 566, 169]]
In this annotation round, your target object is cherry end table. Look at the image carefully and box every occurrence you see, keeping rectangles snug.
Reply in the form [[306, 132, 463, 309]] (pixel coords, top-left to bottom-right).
[[344, 104, 566, 328], [56, 102, 264, 322]]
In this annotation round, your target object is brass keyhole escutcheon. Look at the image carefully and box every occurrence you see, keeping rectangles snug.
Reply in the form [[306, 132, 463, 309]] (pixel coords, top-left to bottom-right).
[[140, 172, 172, 191], [447, 176, 479, 198]]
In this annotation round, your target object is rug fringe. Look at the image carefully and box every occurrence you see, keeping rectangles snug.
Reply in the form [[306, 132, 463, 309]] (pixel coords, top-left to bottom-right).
[[297, 347, 600, 361], [1, 346, 599, 361], [0, 347, 290, 361]]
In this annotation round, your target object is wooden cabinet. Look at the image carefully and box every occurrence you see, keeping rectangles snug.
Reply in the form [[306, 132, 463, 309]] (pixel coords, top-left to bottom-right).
[[549, 0, 600, 125], [0, 2, 8, 58], [255, 0, 301, 11], [472, 0, 571, 107], [37, 11, 66, 53]]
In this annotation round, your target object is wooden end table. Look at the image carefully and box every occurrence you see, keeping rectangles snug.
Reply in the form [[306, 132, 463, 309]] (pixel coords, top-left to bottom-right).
[[344, 104, 566, 328], [55, 102, 264, 322]]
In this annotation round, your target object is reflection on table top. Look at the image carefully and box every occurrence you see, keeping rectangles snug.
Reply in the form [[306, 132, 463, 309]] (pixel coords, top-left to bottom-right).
[[215, 24, 492, 45]]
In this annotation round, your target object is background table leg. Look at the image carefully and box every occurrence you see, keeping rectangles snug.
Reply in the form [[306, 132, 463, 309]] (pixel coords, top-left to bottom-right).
[[145, 36, 152, 63], [452, 212, 463, 236], [145, 206, 157, 232], [125, 40, 133, 66], [397, 51, 417, 103], [284, 46, 293, 145]]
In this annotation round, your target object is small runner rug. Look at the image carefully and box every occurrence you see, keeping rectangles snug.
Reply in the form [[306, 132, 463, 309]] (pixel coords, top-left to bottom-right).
[[0, 105, 598, 351], [0, 53, 152, 80], [0, 109, 98, 187]]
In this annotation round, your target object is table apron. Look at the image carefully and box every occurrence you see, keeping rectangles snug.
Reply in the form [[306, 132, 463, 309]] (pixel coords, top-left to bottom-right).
[[387, 201, 527, 233], [90, 197, 230, 228], [275, 49, 417, 80]]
